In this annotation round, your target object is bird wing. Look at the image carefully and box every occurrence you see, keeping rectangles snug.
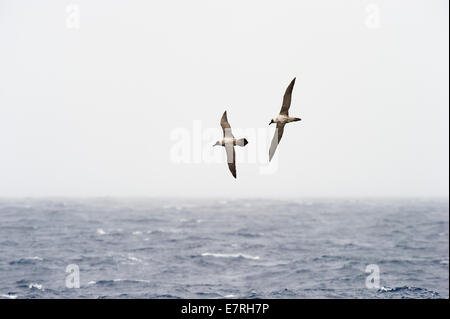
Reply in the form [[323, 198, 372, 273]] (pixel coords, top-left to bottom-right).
[[225, 143, 237, 178], [269, 123, 285, 161], [279, 77, 296, 116], [220, 111, 234, 138]]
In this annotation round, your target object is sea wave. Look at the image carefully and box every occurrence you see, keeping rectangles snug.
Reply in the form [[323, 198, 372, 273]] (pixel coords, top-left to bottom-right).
[[378, 286, 440, 298], [0, 199, 447, 298], [201, 252, 260, 260], [28, 283, 43, 290], [127, 256, 142, 263], [9, 256, 43, 265], [93, 279, 151, 286]]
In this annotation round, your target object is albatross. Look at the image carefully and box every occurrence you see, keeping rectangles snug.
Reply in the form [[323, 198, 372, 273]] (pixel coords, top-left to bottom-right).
[[268, 77, 301, 161], [213, 111, 248, 178]]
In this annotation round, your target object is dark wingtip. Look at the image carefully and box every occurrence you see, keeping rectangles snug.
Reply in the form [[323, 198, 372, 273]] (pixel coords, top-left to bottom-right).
[[244, 138, 249, 146]]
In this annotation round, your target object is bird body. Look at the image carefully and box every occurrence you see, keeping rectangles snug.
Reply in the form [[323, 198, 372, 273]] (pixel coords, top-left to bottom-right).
[[271, 114, 301, 125], [214, 137, 248, 147]]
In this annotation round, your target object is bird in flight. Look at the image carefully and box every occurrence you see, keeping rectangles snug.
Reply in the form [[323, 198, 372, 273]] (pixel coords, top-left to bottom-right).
[[213, 111, 249, 178], [268, 77, 301, 161]]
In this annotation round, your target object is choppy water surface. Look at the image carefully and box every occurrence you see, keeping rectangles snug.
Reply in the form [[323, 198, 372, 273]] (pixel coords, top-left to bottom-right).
[[0, 198, 448, 299]]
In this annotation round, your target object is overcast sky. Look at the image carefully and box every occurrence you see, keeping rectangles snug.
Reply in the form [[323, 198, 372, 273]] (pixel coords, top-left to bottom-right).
[[0, 0, 448, 198]]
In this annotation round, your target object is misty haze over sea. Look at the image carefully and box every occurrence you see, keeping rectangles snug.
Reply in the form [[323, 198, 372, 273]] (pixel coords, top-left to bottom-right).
[[0, 198, 447, 299]]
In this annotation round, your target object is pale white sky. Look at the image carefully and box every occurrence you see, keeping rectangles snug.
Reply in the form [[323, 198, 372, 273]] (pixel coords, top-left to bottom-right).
[[0, 0, 448, 198]]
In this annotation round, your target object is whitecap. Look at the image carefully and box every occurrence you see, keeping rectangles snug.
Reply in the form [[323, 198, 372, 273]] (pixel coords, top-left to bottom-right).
[[88, 281, 96, 285], [111, 278, 150, 284], [133, 279, 151, 283], [201, 252, 260, 260], [25, 256, 43, 261], [127, 256, 142, 262], [1, 294, 17, 299], [132, 231, 143, 236], [147, 228, 180, 234], [96, 228, 106, 235], [28, 283, 43, 290]]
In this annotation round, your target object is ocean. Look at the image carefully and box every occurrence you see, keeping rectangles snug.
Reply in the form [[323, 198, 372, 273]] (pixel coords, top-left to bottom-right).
[[0, 198, 448, 299]]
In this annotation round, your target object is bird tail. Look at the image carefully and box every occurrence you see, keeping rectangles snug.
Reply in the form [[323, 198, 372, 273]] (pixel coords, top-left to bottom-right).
[[236, 138, 248, 147]]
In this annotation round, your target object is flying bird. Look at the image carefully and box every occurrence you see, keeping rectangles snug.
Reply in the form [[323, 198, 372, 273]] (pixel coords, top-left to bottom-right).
[[213, 111, 248, 178], [268, 77, 301, 161]]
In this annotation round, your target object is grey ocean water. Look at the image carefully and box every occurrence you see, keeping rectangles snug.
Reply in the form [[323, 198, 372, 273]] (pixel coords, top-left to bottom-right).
[[0, 198, 448, 299]]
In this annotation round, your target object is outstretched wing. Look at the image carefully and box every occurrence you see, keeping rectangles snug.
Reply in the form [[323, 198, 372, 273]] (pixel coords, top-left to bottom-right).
[[279, 77, 296, 116], [220, 111, 234, 138], [225, 143, 236, 178], [269, 123, 285, 161]]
